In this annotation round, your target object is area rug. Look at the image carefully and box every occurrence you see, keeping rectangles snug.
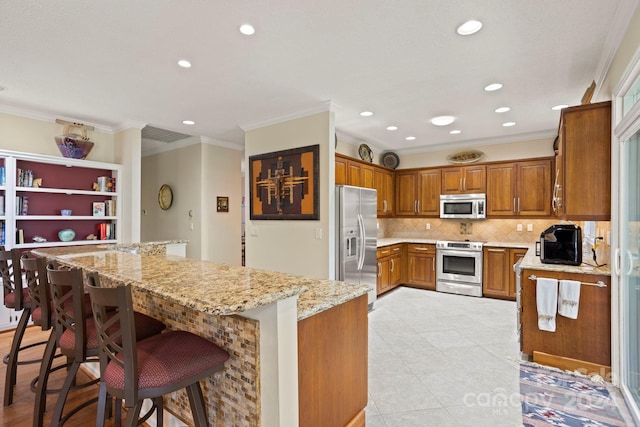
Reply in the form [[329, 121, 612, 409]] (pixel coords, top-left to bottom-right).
[[520, 363, 629, 426]]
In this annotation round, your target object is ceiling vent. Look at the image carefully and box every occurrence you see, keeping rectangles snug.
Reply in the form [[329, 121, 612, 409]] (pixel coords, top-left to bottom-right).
[[141, 125, 191, 143]]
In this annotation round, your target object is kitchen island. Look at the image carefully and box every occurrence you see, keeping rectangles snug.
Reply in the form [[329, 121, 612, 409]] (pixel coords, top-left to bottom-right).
[[515, 247, 612, 378], [34, 244, 370, 427]]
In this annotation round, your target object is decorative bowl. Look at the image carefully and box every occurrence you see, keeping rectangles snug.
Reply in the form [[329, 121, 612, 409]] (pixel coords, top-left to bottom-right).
[[58, 229, 76, 242], [54, 134, 94, 160], [60, 209, 72, 216]]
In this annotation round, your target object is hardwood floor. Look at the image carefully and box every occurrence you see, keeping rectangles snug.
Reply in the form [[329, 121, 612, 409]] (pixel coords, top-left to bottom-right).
[[0, 326, 120, 427]]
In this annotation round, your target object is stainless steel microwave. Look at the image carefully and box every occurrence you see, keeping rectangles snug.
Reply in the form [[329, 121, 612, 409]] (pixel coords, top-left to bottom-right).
[[440, 193, 486, 219]]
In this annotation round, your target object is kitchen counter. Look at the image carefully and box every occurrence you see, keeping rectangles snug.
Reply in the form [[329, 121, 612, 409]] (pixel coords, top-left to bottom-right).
[[378, 237, 533, 249], [517, 245, 611, 276], [34, 244, 370, 426]]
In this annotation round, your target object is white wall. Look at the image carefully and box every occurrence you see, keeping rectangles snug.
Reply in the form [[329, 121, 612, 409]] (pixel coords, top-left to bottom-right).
[[114, 127, 142, 243], [200, 143, 243, 265], [0, 112, 117, 162], [141, 141, 203, 259], [244, 111, 334, 279], [141, 139, 243, 264], [337, 135, 555, 169]]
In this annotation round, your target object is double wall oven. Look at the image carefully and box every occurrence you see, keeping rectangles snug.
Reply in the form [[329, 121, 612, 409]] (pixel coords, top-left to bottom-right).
[[436, 240, 483, 297]]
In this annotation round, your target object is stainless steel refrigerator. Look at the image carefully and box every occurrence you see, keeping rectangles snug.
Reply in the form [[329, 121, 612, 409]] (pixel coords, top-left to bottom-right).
[[336, 185, 377, 307]]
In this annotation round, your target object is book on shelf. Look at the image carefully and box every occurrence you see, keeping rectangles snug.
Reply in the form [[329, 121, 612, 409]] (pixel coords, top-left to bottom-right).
[[1, 222, 5, 246], [105, 199, 116, 216], [95, 176, 116, 193], [93, 202, 105, 217], [96, 223, 115, 240], [16, 169, 34, 187], [0, 166, 5, 185], [0, 195, 4, 216], [15, 196, 29, 215], [16, 228, 24, 245]]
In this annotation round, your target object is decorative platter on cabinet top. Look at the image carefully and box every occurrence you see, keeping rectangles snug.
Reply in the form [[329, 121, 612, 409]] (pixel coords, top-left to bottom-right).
[[381, 152, 400, 169], [358, 144, 373, 163], [158, 184, 173, 210], [446, 149, 485, 164]]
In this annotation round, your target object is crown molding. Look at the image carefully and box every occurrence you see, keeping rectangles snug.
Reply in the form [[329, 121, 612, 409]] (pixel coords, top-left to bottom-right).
[[593, 0, 640, 100], [112, 120, 148, 132], [0, 102, 117, 133], [239, 100, 335, 131], [200, 136, 244, 151]]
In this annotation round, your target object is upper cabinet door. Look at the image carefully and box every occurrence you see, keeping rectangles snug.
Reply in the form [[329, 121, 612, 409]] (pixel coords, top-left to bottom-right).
[[441, 165, 486, 194]]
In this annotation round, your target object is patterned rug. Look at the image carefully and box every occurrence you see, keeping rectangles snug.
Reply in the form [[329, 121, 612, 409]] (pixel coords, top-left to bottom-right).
[[520, 363, 629, 426]]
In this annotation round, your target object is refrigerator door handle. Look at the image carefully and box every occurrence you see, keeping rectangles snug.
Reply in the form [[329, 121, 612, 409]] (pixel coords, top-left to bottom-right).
[[357, 213, 365, 271]]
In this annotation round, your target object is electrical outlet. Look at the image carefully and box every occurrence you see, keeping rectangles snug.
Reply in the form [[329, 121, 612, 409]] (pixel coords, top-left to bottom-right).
[[527, 224, 533, 232], [426, 223, 431, 230], [517, 224, 523, 232], [250, 226, 258, 236]]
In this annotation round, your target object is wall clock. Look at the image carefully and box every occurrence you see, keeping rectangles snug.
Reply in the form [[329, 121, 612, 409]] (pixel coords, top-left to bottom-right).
[[158, 184, 173, 210]]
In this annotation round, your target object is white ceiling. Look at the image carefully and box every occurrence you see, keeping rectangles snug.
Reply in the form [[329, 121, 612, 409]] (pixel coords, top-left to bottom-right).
[[0, 1, 636, 154]]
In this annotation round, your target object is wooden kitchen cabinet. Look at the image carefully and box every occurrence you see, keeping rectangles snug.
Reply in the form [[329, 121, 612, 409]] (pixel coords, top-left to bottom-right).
[[441, 165, 486, 194], [554, 101, 611, 220], [486, 159, 552, 217], [395, 169, 441, 216], [374, 168, 394, 217], [520, 269, 611, 370], [406, 243, 436, 290], [377, 244, 402, 295], [483, 246, 527, 300], [335, 154, 375, 188]]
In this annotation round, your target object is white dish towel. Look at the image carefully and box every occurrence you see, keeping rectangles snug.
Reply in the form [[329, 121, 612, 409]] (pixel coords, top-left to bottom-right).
[[536, 278, 558, 332], [558, 280, 581, 319]]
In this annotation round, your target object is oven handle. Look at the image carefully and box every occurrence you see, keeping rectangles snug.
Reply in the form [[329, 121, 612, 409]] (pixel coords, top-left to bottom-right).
[[437, 249, 482, 257]]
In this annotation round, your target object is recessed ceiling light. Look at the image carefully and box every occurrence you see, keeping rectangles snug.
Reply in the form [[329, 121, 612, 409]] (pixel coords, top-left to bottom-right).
[[360, 111, 373, 117], [484, 83, 503, 92], [552, 104, 569, 111], [177, 59, 191, 68], [495, 107, 510, 113], [405, 136, 416, 141], [456, 20, 483, 36], [386, 126, 398, 131], [182, 120, 195, 125], [450, 130, 462, 135], [502, 122, 516, 127], [239, 24, 255, 35], [430, 116, 455, 126]]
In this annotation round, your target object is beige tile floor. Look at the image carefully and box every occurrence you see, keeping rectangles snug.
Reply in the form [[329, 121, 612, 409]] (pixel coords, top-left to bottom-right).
[[365, 286, 633, 427]]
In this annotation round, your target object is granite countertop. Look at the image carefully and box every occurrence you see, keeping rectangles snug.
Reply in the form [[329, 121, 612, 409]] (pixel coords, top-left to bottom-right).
[[377, 238, 531, 248], [33, 245, 370, 321], [517, 245, 611, 276]]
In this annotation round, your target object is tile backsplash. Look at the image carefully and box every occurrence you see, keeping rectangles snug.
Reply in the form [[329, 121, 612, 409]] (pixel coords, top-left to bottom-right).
[[379, 218, 611, 246]]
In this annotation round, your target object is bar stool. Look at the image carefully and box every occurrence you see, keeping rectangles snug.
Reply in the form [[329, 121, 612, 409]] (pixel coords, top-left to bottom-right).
[[1, 247, 40, 406], [46, 264, 166, 426], [21, 252, 65, 427], [87, 282, 230, 427]]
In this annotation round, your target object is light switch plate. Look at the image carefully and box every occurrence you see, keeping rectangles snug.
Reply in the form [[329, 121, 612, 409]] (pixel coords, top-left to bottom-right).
[[527, 224, 533, 232], [517, 224, 523, 232], [315, 228, 322, 239]]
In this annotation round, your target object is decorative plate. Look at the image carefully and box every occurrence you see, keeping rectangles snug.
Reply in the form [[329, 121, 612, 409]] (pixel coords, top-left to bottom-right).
[[446, 149, 485, 164], [358, 144, 373, 163], [381, 152, 400, 169]]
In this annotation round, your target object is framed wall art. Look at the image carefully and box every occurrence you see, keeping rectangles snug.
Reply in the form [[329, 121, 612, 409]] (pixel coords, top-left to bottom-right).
[[217, 196, 229, 212], [249, 144, 319, 220]]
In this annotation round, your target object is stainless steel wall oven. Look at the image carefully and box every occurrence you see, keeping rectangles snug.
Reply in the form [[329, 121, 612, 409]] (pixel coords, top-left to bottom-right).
[[436, 240, 483, 297]]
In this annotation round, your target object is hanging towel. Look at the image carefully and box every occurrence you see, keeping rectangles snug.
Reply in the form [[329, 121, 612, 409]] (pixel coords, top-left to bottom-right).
[[558, 280, 581, 319], [536, 278, 558, 332]]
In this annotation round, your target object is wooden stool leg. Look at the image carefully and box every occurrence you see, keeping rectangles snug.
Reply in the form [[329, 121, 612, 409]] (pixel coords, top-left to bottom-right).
[[186, 382, 209, 427], [3, 308, 30, 406], [32, 330, 57, 427], [50, 361, 81, 427]]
